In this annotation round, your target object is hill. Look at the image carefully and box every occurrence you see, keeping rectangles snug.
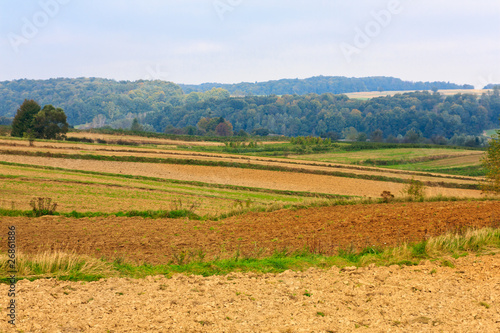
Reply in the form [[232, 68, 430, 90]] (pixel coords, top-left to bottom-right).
[[0, 77, 184, 127], [179, 76, 474, 96]]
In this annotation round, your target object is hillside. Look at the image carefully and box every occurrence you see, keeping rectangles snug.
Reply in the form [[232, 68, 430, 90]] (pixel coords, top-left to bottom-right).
[[1, 78, 498, 142], [0, 78, 184, 127], [179, 76, 474, 95]]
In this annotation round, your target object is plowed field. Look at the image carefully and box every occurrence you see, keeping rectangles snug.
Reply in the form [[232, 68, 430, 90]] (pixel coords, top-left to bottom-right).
[[1, 254, 499, 332], [1, 201, 498, 265]]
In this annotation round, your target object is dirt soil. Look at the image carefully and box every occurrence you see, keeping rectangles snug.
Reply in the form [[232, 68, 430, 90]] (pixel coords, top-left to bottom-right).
[[0, 254, 498, 332], [1, 201, 498, 265]]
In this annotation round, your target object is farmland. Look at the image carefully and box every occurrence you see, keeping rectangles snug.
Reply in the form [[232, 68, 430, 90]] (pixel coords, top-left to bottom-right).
[[0, 132, 499, 332], [345, 88, 493, 100]]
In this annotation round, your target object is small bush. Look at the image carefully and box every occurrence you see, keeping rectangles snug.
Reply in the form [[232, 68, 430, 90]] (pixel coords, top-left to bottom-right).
[[29, 197, 57, 217], [401, 177, 426, 200], [381, 191, 394, 203]]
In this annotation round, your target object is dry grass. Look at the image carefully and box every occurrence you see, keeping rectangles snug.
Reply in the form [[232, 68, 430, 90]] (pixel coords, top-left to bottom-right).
[[359, 227, 500, 266], [425, 227, 500, 256], [0, 251, 114, 278]]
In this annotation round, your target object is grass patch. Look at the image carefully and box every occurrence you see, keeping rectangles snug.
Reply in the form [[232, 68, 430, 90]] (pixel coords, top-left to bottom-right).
[[0, 195, 496, 220], [2, 227, 498, 282]]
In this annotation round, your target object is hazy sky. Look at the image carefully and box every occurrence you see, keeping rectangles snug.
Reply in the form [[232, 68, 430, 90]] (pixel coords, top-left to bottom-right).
[[1, 0, 499, 87]]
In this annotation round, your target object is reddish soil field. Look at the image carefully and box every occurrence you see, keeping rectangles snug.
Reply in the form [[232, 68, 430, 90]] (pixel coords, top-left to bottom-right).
[[1, 201, 498, 265]]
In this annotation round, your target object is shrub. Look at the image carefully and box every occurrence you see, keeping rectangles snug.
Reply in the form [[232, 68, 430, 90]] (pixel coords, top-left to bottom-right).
[[381, 191, 394, 203], [29, 197, 57, 217], [401, 178, 426, 200]]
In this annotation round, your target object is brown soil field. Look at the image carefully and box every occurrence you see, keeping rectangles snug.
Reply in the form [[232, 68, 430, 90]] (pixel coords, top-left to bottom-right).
[[0, 154, 484, 198], [0, 253, 499, 332], [1, 201, 498, 265], [0, 139, 483, 186]]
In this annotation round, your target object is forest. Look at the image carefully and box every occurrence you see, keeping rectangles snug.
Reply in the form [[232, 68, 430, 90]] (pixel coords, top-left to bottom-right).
[[179, 75, 474, 96], [0, 78, 498, 144]]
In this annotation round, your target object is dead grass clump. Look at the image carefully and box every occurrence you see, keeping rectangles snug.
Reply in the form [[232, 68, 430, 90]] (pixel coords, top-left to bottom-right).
[[381, 191, 394, 203], [0, 251, 114, 278], [29, 197, 58, 216], [425, 227, 500, 256]]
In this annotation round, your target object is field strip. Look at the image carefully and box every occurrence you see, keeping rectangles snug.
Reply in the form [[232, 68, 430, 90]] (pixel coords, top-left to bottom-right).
[[0, 139, 483, 182], [0, 154, 483, 197], [0, 162, 345, 200], [0, 148, 482, 189], [66, 132, 226, 146]]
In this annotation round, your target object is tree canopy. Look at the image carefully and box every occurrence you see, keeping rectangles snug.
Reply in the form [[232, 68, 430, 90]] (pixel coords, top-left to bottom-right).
[[482, 125, 500, 194], [11, 99, 41, 137], [11, 100, 68, 140]]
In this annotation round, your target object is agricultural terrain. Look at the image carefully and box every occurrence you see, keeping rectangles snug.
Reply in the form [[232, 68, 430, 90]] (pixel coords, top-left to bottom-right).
[[0, 131, 499, 332]]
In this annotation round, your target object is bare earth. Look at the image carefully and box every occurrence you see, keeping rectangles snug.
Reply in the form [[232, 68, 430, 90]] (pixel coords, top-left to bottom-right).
[[0, 254, 498, 332], [1, 201, 498, 265]]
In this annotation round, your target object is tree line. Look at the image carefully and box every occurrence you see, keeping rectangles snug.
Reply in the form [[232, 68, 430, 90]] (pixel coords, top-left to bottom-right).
[[144, 89, 499, 145], [0, 78, 498, 144], [179, 75, 474, 96]]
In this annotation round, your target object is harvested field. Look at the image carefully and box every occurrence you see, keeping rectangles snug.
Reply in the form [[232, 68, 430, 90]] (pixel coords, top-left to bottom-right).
[[292, 148, 484, 165], [66, 132, 225, 147], [345, 88, 492, 99], [0, 163, 320, 215], [0, 139, 483, 185], [1, 201, 498, 265], [1, 253, 499, 332], [0, 154, 484, 197]]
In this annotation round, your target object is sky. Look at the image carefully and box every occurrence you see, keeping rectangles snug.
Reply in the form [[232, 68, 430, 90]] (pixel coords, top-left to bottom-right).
[[0, 0, 499, 88]]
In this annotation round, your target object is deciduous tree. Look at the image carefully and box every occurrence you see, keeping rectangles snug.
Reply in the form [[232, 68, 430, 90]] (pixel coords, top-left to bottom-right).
[[32, 105, 69, 140], [482, 126, 500, 194]]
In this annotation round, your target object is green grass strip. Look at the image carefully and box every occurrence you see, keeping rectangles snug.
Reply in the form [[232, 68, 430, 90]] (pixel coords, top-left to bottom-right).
[[1, 227, 498, 283]]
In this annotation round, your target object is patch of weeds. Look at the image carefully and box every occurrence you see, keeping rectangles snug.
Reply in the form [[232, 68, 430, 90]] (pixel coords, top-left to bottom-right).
[[479, 302, 490, 309], [411, 241, 428, 258], [441, 260, 455, 268], [29, 197, 57, 216], [303, 290, 312, 297], [316, 312, 325, 317], [401, 177, 426, 200]]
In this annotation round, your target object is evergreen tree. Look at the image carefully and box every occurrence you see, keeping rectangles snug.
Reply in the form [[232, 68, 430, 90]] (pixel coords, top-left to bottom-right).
[[11, 99, 41, 137]]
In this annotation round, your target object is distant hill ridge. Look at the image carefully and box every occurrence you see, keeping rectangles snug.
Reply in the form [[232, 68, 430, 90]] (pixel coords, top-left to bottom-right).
[[179, 76, 474, 96]]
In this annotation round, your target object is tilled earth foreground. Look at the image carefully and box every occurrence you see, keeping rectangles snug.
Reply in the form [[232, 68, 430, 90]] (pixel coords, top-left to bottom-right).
[[0, 255, 498, 332], [0, 201, 499, 264]]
